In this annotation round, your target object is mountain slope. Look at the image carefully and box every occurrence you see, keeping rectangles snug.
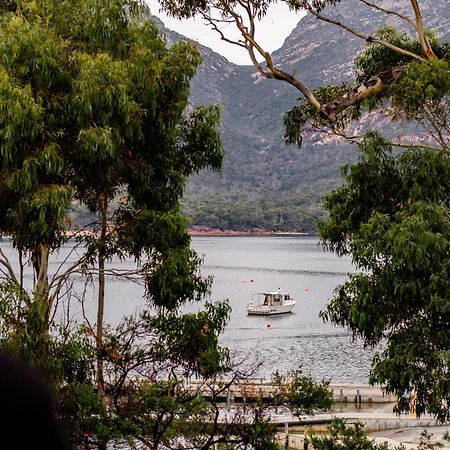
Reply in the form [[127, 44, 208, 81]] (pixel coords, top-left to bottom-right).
[[155, 1, 450, 232]]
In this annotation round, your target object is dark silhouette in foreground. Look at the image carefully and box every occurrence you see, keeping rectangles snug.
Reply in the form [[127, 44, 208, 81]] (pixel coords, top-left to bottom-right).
[[0, 352, 70, 449]]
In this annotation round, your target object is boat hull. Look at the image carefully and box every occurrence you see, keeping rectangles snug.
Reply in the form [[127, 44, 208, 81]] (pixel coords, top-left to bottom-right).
[[247, 302, 295, 315]]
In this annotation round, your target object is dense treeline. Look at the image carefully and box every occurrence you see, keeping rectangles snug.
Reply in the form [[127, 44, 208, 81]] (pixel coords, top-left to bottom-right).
[[68, 193, 324, 233], [182, 193, 325, 233], [182, 141, 358, 233]]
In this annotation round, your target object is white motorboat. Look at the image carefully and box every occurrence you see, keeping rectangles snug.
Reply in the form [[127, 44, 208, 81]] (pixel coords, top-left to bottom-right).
[[247, 289, 296, 315]]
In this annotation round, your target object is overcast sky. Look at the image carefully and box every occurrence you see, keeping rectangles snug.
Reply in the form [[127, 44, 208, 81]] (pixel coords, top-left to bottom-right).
[[145, 0, 306, 65]]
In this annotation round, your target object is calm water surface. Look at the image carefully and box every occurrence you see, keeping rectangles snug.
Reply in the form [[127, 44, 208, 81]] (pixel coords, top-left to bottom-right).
[[190, 235, 376, 384], [1, 235, 377, 384]]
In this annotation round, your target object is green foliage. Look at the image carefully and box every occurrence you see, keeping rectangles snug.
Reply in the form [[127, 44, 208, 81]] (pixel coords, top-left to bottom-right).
[[0, 281, 95, 370], [149, 301, 231, 376], [391, 59, 450, 119], [88, 307, 333, 449], [115, 207, 191, 256], [122, 379, 215, 448], [320, 133, 450, 421], [183, 190, 331, 233], [0, 0, 224, 333], [354, 28, 450, 136], [307, 418, 390, 450], [241, 420, 279, 450], [284, 84, 357, 146], [178, 105, 224, 175], [59, 381, 114, 449], [272, 369, 334, 416], [355, 27, 423, 83], [145, 247, 212, 309], [283, 25, 450, 146], [0, 1, 366, 448]]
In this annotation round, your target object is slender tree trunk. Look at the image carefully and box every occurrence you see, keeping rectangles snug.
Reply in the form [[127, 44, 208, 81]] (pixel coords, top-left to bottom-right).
[[96, 194, 108, 394], [32, 243, 51, 329]]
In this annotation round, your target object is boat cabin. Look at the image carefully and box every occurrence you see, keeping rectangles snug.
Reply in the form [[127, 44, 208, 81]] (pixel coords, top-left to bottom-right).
[[248, 289, 296, 315], [262, 291, 291, 306]]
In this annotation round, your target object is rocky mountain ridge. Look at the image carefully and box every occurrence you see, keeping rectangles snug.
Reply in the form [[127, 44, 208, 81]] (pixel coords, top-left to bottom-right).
[[154, 0, 450, 232]]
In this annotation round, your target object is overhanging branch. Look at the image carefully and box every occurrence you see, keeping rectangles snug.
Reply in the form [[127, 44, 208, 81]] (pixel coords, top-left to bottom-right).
[[320, 66, 403, 120], [305, 6, 423, 62], [358, 0, 416, 30]]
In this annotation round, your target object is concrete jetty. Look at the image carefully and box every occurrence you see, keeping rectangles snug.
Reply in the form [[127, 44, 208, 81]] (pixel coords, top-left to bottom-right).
[[185, 378, 396, 404]]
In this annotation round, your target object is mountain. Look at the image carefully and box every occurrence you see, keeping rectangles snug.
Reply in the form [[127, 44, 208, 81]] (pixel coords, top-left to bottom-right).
[[154, 1, 450, 233]]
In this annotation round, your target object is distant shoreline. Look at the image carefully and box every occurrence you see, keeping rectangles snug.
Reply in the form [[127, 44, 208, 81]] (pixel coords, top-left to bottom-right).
[[188, 226, 310, 236], [0, 228, 312, 240]]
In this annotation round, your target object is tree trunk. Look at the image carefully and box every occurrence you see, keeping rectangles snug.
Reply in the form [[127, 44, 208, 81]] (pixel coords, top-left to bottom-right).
[[32, 243, 51, 329], [96, 195, 108, 394]]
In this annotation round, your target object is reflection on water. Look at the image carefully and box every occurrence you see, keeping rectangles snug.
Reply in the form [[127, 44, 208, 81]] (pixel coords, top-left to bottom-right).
[[0, 235, 378, 384]]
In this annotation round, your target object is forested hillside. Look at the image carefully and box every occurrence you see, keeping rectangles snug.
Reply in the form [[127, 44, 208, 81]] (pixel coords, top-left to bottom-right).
[[154, 0, 450, 232]]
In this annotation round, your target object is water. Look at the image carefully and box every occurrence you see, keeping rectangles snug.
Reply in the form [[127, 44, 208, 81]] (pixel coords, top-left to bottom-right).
[[190, 235, 376, 384], [0, 235, 377, 384]]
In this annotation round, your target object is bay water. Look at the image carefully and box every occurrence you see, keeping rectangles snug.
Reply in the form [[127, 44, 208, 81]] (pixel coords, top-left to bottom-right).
[[190, 235, 376, 384], [0, 235, 377, 384]]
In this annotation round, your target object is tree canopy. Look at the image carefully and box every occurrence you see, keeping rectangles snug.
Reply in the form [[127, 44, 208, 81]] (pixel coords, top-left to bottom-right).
[[0, 0, 223, 326], [320, 133, 450, 421]]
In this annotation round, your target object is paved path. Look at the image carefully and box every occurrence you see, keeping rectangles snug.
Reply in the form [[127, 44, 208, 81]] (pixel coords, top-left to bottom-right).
[[369, 425, 450, 449], [273, 402, 450, 449]]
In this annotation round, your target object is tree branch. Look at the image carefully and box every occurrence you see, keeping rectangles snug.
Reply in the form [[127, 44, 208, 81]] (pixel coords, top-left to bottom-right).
[[48, 255, 89, 309], [390, 141, 450, 154], [221, 0, 269, 76], [306, 6, 423, 62], [410, 0, 436, 59], [320, 66, 403, 120], [0, 246, 19, 285], [160, 0, 437, 125], [265, 55, 323, 112], [214, 0, 323, 112], [309, 123, 450, 155], [358, 0, 416, 30], [200, 13, 247, 48]]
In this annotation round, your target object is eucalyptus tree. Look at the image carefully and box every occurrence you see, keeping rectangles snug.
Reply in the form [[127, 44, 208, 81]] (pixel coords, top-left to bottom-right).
[[55, 0, 223, 390], [0, 0, 222, 330], [319, 132, 450, 422], [0, 0, 223, 392]]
